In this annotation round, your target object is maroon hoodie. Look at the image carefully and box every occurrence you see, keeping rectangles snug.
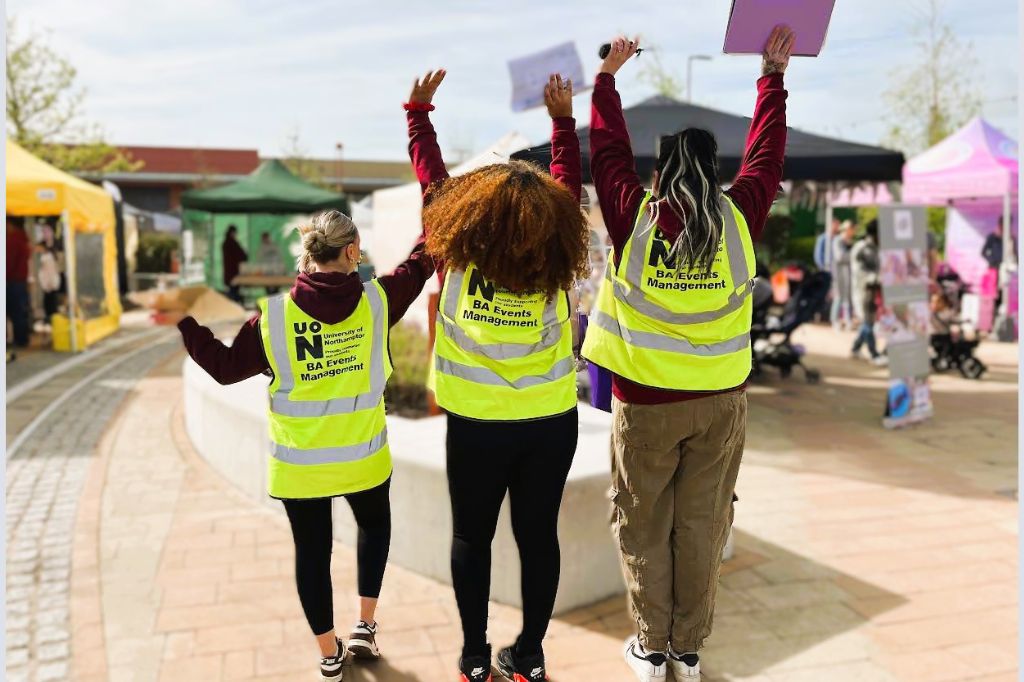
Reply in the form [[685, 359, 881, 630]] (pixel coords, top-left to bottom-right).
[[590, 71, 788, 404], [178, 237, 435, 384]]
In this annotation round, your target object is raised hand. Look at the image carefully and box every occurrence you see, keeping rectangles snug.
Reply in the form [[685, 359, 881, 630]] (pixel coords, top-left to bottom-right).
[[409, 69, 446, 105], [599, 35, 641, 76], [762, 25, 796, 76], [544, 74, 574, 118]]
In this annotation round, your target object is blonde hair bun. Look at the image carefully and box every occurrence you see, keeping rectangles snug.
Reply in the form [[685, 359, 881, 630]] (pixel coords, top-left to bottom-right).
[[297, 210, 359, 273]]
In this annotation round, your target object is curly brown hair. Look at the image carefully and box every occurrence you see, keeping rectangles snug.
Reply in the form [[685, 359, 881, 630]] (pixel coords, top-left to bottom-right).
[[423, 160, 589, 298]]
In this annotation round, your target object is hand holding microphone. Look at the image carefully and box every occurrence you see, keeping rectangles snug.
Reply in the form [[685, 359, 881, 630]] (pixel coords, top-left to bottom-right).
[[599, 36, 642, 76]]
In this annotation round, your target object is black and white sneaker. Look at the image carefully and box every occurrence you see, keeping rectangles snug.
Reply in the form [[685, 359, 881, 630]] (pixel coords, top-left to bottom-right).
[[668, 648, 701, 680], [623, 635, 667, 681], [320, 637, 346, 681], [496, 644, 548, 681], [348, 620, 380, 661], [458, 647, 493, 682]]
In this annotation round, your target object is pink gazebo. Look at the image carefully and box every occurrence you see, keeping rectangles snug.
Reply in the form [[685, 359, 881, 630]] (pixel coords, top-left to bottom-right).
[[903, 117, 1018, 337]]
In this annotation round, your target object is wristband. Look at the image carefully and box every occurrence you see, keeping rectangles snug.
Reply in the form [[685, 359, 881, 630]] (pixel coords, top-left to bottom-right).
[[403, 102, 436, 112]]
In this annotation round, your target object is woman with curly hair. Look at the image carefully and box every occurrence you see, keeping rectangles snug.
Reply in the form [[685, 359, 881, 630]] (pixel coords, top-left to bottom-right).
[[405, 69, 587, 682]]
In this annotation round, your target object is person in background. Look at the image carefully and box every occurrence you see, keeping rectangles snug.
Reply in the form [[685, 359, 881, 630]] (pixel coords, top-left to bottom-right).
[[36, 241, 62, 325], [830, 220, 856, 330], [409, 68, 587, 682], [815, 217, 839, 271], [258, 231, 282, 294], [7, 217, 32, 348], [982, 218, 1004, 272], [178, 210, 435, 682], [582, 26, 793, 682], [850, 220, 886, 365], [222, 225, 248, 303]]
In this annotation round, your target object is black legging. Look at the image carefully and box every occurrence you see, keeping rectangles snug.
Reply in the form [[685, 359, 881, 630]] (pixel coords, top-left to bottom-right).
[[447, 409, 578, 659], [282, 478, 391, 636]]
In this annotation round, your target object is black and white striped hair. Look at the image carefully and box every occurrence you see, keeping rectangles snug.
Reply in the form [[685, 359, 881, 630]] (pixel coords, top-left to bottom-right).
[[653, 129, 722, 277]]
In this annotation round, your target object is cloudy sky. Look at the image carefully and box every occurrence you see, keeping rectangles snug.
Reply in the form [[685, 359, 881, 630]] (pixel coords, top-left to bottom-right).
[[8, 0, 1019, 162]]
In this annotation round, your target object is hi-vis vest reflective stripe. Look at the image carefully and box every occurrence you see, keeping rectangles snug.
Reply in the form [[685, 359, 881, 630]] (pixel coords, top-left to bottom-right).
[[581, 192, 756, 391], [258, 280, 393, 500], [430, 264, 577, 421]]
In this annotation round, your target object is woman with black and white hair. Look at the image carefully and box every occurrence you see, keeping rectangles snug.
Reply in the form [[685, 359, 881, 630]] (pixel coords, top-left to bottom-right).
[[581, 26, 795, 682]]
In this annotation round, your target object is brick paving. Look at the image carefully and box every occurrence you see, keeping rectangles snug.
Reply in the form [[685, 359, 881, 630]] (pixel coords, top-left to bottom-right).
[[5, 332, 180, 682], [6, 324, 1019, 681]]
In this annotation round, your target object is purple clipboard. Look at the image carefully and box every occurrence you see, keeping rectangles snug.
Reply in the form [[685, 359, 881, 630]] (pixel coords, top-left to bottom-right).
[[723, 0, 837, 56]]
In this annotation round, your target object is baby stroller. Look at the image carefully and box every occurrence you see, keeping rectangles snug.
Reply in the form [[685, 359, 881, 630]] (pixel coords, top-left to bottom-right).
[[930, 276, 986, 379], [751, 262, 829, 383]]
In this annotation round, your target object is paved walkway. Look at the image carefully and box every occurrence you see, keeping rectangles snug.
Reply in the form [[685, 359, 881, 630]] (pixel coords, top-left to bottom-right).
[[5, 327, 181, 682], [6, 324, 1019, 681]]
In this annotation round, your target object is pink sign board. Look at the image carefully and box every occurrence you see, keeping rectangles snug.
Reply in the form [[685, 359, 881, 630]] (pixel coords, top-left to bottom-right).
[[723, 0, 837, 56]]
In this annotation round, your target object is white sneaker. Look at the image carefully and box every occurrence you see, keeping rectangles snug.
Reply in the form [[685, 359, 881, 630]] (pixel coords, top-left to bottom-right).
[[623, 635, 667, 681], [871, 355, 889, 366], [320, 638, 346, 681], [348, 620, 380, 661], [668, 649, 701, 681]]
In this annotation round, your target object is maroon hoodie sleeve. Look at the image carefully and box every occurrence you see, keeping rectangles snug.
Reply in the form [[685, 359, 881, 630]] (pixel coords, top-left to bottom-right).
[[725, 73, 788, 243], [550, 116, 581, 203], [177, 314, 269, 384], [408, 110, 449, 198], [590, 72, 647, 256], [376, 234, 436, 327]]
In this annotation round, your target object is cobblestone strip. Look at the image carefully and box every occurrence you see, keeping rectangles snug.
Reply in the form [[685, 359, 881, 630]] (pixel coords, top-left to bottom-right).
[[5, 339, 181, 682]]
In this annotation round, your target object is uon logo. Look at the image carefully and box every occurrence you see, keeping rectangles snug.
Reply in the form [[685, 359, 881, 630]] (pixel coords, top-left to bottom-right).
[[293, 320, 323, 361], [36, 188, 57, 201]]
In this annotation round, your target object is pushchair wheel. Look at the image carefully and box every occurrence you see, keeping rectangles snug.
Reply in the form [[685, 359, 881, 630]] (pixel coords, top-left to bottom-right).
[[805, 369, 821, 384], [931, 356, 949, 372], [959, 357, 986, 380]]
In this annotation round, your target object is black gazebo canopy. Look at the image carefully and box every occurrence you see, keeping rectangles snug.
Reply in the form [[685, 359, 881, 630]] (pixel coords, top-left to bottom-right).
[[512, 95, 905, 183]]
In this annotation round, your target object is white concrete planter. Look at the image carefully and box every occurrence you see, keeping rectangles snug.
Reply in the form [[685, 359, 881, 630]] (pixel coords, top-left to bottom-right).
[[182, 358, 625, 614]]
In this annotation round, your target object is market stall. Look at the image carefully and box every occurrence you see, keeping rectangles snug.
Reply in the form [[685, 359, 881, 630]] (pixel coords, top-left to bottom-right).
[[903, 117, 1018, 338], [180, 159, 349, 294], [6, 139, 121, 351]]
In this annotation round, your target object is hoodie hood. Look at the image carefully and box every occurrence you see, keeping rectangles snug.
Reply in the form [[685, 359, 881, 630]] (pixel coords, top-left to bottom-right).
[[290, 271, 364, 325]]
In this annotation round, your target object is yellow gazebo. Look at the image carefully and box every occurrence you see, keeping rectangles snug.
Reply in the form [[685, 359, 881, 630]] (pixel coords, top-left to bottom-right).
[[6, 139, 121, 351]]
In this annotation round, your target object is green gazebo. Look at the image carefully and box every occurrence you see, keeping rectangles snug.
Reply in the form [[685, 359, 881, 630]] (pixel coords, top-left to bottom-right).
[[180, 160, 350, 290]]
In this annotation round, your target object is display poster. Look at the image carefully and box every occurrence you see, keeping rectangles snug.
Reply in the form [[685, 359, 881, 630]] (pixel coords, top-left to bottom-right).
[[877, 205, 934, 428]]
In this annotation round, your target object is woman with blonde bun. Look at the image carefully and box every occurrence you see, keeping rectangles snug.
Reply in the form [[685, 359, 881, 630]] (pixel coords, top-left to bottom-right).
[[177, 209, 434, 681]]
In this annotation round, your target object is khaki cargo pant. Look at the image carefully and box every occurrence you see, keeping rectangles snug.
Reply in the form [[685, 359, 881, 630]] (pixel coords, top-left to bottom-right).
[[610, 391, 747, 653]]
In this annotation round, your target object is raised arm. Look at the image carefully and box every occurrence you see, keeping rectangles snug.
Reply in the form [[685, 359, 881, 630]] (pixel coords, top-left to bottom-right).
[[726, 25, 794, 243], [544, 74, 582, 203], [406, 69, 449, 198], [376, 235, 436, 326], [591, 36, 646, 254], [177, 315, 269, 385]]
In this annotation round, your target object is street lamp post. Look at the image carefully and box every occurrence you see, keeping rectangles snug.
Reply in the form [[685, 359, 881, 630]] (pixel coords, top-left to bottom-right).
[[686, 54, 712, 102], [335, 142, 344, 193]]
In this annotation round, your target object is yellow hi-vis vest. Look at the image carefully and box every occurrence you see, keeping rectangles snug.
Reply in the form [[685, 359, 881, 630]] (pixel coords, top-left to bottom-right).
[[257, 280, 393, 499], [581, 192, 756, 391], [429, 264, 577, 421]]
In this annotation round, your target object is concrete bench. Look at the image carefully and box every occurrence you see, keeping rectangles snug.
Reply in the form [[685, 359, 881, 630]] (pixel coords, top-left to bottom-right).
[[182, 358, 625, 614]]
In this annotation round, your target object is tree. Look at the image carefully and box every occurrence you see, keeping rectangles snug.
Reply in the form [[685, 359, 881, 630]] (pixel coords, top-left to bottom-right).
[[883, 0, 982, 155], [280, 127, 329, 188], [638, 46, 684, 100], [6, 17, 141, 173]]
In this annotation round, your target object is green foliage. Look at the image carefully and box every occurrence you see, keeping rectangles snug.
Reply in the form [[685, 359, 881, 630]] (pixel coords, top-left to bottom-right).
[[756, 214, 796, 268], [638, 46, 684, 99], [385, 323, 430, 417], [136, 233, 179, 273], [883, 0, 981, 155], [6, 17, 141, 173]]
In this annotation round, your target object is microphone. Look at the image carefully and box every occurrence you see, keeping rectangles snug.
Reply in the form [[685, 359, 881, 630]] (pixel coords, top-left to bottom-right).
[[599, 42, 643, 59]]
